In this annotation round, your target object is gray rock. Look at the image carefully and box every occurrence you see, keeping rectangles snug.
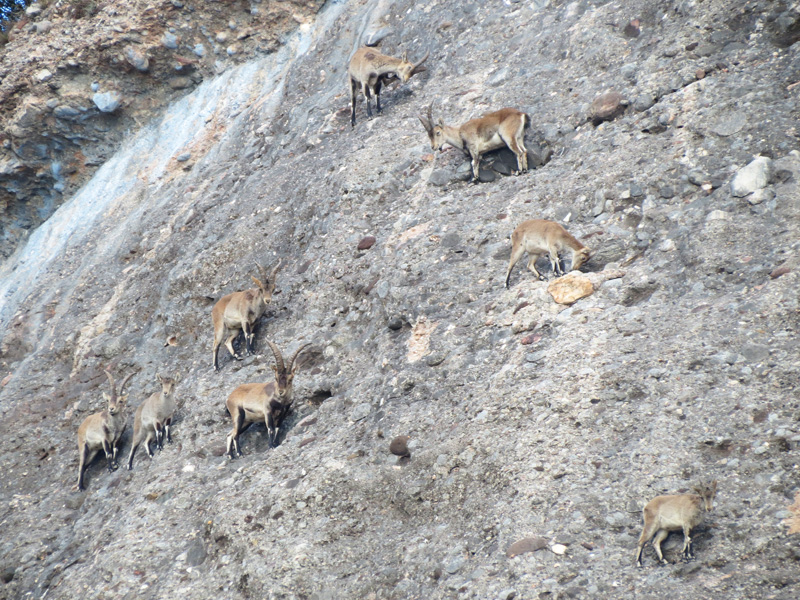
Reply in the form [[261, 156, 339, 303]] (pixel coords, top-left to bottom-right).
[[748, 188, 775, 205], [712, 111, 747, 137], [741, 344, 769, 363], [688, 170, 708, 186], [169, 77, 193, 90], [351, 403, 372, 421], [364, 27, 393, 46], [429, 169, 454, 187], [162, 32, 179, 50], [176, 152, 192, 162], [92, 91, 123, 113], [34, 69, 53, 83], [445, 555, 465, 574], [53, 106, 83, 119], [731, 156, 772, 197], [184, 540, 207, 566], [525, 351, 547, 363], [34, 21, 52, 34], [125, 46, 150, 71], [633, 92, 656, 112], [193, 44, 206, 57]]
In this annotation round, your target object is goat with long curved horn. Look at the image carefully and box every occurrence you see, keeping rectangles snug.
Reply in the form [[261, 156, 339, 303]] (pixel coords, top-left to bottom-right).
[[76, 369, 134, 491], [225, 341, 313, 457]]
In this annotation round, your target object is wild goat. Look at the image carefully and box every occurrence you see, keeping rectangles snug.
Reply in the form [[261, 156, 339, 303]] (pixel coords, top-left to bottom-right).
[[636, 480, 718, 567], [225, 341, 311, 458], [212, 260, 282, 372], [419, 104, 529, 181], [76, 370, 134, 491], [126, 374, 178, 470], [348, 46, 428, 126], [505, 219, 591, 287]]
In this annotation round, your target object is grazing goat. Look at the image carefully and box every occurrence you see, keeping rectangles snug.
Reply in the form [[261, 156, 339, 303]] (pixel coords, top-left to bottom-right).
[[225, 341, 311, 458], [348, 46, 428, 126], [505, 219, 591, 287], [76, 370, 134, 491], [212, 260, 282, 372], [419, 104, 529, 181], [126, 374, 178, 470], [636, 480, 718, 567]]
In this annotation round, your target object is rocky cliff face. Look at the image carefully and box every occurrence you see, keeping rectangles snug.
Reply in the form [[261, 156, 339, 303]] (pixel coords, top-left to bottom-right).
[[1, 0, 799, 599], [0, 0, 323, 258]]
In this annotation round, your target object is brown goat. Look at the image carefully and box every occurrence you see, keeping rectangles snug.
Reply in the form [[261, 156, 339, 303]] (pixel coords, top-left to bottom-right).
[[636, 480, 718, 566], [505, 219, 591, 287], [419, 104, 529, 181], [225, 341, 311, 458], [76, 370, 134, 491], [126, 374, 178, 470], [348, 46, 428, 126], [212, 260, 282, 372]]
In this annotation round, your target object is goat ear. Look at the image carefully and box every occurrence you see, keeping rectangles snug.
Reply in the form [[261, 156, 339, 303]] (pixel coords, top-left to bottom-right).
[[401, 51, 408, 62], [102, 392, 110, 402], [251, 275, 263, 288], [272, 364, 278, 374], [156, 373, 162, 383], [711, 480, 718, 491], [437, 118, 444, 127]]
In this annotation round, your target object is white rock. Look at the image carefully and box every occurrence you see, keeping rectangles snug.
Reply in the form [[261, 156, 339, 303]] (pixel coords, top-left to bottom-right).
[[551, 544, 567, 555], [34, 69, 53, 83], [658, 239, 676, 252], [731, 155, 772, 197], [706, 210, 729, 221], [92, 91, 123, 113]]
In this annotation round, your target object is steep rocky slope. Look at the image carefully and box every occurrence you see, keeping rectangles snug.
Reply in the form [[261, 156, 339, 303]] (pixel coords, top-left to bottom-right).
[[1, 0, 799, 598], [0, 0, 324, 258]]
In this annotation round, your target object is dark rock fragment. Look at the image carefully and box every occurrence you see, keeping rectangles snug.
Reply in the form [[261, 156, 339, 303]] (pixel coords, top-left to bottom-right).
[[357, 235, 376, 250], [506, 537, 548, 557], [589, 92, 627, 124]]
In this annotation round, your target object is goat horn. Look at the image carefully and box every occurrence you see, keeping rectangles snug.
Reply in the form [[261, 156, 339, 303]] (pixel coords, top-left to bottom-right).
[[268, 258, 283, 282], [118, 372, 135, 397], [104, 369, 116, 404], [419, 103, 434, 134], [289, 342, 312, 372], [267, 341, 285, 372], [418, 115, 432, 134], [411, 49, 429, 75]]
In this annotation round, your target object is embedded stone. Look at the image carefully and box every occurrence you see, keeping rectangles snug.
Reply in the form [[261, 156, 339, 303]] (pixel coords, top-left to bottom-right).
[[731, 156, 772, 197], [589, 92, 627, 123], [92, 91, 122, 113], [357, 236, 376, 250], [506, 537, 548, 557], [547, 273, 594, 305]]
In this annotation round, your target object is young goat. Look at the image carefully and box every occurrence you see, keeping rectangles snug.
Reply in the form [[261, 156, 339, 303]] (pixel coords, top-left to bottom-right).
[[419, 104, 529, 181], [505, 219, 591, 287], [76, 370, 134, 491], [636, 480, 718, 567], [225, 341, 311, 458], [348, 46, 428, 126], [126, 374, 178, 470], [212, 260, 282, 372]]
